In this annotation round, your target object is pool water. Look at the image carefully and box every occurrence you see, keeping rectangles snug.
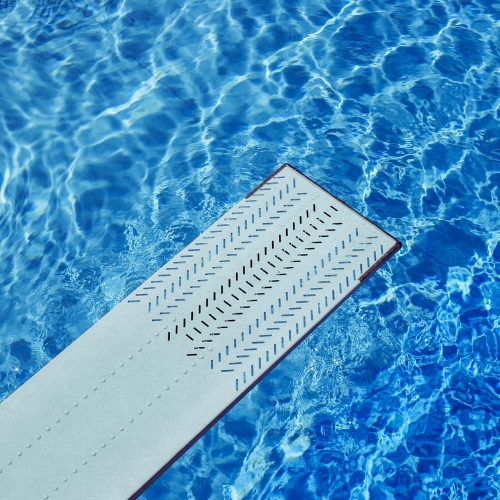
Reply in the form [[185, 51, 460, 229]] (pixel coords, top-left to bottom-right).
[[1, 0, 499, 498]]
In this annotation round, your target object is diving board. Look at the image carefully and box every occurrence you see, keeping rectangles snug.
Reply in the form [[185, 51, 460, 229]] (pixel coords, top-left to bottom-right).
[[0, 164, 401, 499]]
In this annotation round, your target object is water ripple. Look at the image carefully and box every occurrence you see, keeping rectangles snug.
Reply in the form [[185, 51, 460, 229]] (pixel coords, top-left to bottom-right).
[[0, 0, 499, 498]]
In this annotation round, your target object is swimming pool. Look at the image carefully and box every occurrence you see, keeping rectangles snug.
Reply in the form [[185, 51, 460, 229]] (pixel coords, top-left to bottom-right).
[[0, 0, 498, 498]]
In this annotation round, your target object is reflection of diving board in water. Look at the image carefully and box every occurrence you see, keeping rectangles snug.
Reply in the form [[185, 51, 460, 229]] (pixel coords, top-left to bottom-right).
[[0, 164, 401, 499]]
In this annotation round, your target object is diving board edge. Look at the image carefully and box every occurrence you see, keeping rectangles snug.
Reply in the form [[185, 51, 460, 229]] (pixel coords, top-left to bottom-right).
[[129, 164, 402, 499], [248, 163, 403, 264]]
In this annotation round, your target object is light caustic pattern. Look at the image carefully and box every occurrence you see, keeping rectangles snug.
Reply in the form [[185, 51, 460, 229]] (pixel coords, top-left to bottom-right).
[[0, 0, 499, 498]]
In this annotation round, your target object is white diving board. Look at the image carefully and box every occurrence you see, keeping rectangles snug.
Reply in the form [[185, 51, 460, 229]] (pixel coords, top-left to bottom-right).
[[0, 164, 401, 499]]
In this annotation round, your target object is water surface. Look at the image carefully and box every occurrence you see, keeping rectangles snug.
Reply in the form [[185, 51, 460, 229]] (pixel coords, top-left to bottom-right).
[[0, 0, 499, 498]]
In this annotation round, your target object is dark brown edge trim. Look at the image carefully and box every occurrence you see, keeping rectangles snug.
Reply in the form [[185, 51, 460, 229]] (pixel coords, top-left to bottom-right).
[[129, 163, 403, 499], [277, 163, 403, 251], [245, 163, 289, 199], [129, 272, 378, 500], [359, 240, 402, 282]]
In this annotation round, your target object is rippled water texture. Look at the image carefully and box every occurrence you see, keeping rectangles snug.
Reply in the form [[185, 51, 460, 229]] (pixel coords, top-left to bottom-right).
[[1, 0, 499, 498]]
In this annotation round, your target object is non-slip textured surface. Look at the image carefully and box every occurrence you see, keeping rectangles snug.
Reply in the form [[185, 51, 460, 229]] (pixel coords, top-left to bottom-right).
[[0, 165, 400, 499]]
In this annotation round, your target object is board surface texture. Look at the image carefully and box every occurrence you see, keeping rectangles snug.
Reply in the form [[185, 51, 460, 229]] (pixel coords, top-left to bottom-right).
[[0, 164, 401, 499]]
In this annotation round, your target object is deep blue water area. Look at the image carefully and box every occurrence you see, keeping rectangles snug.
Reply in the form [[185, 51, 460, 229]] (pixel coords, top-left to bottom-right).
[[1, 0, 500, 498]]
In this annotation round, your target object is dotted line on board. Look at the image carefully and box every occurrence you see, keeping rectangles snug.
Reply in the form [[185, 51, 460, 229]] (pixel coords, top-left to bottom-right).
[[1, 325, 212, 500], [40, 348, 210, 500]]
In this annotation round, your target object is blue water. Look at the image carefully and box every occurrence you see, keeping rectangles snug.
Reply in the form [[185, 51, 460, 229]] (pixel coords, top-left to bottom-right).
[[0, 0, 499, 498]]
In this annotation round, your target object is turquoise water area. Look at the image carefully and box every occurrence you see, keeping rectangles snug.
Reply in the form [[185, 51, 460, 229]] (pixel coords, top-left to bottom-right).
[[1, 0, 499, 498]]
